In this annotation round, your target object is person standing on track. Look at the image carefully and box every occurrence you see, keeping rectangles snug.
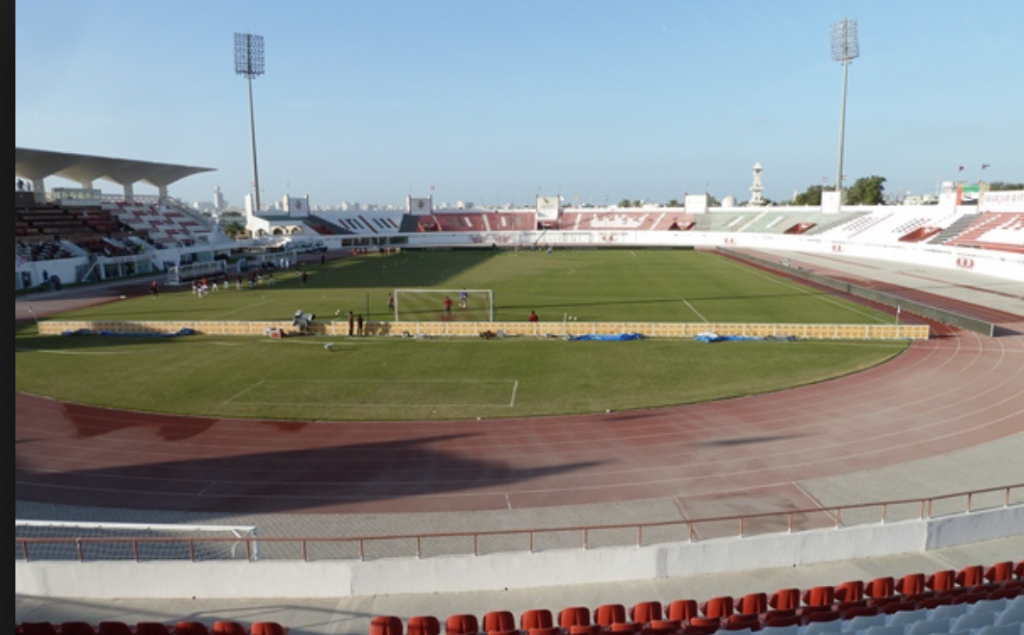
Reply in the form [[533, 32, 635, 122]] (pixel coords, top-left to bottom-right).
[[459, 287, 468, 310], [444, 295, 452, 316]]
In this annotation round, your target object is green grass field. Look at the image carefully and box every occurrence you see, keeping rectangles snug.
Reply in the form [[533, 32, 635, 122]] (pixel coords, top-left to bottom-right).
[[14, 249, 908, 421]]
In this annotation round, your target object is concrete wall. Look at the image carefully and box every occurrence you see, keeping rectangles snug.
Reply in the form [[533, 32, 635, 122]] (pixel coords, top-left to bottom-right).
[[15, 505, 1021, 600]]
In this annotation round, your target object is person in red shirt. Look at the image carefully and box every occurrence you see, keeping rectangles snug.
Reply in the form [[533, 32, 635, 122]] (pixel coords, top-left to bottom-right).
[[528, 310, 538, 322], [443, 296, 452, 315]]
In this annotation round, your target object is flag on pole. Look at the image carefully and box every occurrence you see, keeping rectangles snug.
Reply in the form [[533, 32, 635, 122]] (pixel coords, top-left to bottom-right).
[[982, 163, 991, 170], [896, 305, 901, 324]]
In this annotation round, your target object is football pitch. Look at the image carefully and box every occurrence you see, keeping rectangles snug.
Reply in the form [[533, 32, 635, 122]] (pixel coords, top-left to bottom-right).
[[14, 249, 908, 421]]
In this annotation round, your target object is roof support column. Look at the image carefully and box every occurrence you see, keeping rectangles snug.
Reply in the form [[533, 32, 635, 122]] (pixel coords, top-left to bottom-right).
[[31, 179, 46, 203]]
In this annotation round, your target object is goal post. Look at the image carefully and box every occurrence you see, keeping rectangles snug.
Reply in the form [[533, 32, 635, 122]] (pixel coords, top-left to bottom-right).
[[394, 289, 494, 322]]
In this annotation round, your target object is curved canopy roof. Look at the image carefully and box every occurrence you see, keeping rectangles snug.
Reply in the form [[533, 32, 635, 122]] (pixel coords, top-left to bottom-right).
[[14, 147, 214, 194]]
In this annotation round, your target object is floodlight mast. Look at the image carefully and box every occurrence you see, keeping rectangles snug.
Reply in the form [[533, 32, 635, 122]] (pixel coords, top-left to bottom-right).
[[234, 33, 265, 214], [831, 18, 859, 200]]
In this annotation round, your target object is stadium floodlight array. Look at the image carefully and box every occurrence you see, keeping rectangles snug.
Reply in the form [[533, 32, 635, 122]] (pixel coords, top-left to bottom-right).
[[234, 32, 265, 214], [394, 289, 494, 322], [15, 519, 259, 562], [831, 17, 859, 196]]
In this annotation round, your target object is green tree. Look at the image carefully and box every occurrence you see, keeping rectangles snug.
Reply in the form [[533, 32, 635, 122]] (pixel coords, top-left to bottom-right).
[[845, 176, 887, 205], [987, 181, 1024, 191], [223, 221, 247, 239], [666, 199, 681, 208], [618, 199, 632, 208], [794, 185, 826, 206]]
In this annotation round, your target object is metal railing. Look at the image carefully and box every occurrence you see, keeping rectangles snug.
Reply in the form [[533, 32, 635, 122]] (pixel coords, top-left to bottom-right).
[[15, 484, 1021, 563]]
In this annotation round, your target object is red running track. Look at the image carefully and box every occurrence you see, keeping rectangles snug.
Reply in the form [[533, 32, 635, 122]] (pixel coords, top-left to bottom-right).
[[14, 271, 1024, 517]]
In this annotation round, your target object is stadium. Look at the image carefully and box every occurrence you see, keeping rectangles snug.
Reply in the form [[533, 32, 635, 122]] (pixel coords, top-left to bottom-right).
[[14, 149, 1024, 635]]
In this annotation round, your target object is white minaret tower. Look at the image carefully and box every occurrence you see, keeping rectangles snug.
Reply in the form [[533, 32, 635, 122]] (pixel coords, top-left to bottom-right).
[[749, 162, 765, 206]]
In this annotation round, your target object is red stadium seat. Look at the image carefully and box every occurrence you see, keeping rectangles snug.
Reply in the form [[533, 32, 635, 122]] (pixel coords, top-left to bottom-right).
[[482, 612, 516, 635], [762, 615, 800, 629], [22, 624, 59, 635], [445, 615, 479, 635], [649, 619, 683, 635], [896, 573, 927, 597], [701, 597, 734, 619], [985, 561, 1015, 584], [835, 580, 865, 604], [926, 569, 957, 593], [881, 601, 917, 615], [97, 623, 134, 635], [723, 615, 760, 632], [249, 622, 288, 635], [370, 616, 404, 635], [802, 586, 835, 610], [956, 565, 985, 588], [520, 610, 553, 631], [686, 617, 720, 635], [631, 601, 663, 624], [841, 605, 878, 620], [666, 600, 698, 622], [594, 606, 627, 628], [768, 589, 801, 612], [408, 617, 441, 635], [559, 607, 591, 629], [175, 622, 211, 635], [136, 623, 172, 635], [59, 623, 97, 635], [734, 593, 767, 617], [865, 576, 895, 601], [212, 622, 247, 635], [569, 627, 603, 635], [800, 611, 840, 627]]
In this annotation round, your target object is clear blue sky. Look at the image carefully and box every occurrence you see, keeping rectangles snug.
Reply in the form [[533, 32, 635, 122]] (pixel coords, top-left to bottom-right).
[[15, 0, 1023, 209]]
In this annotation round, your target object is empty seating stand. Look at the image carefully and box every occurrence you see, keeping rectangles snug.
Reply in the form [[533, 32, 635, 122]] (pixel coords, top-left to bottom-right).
[[15, 561, 1024, 635]]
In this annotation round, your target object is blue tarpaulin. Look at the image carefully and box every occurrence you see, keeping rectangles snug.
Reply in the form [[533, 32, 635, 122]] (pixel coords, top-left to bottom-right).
[[569, 333, 644, 341], [695, 333, 799, 343]]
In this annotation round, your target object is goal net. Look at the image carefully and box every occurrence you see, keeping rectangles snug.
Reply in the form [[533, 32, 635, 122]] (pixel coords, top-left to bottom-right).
[[15, 519, 259, 562], [394, 289, 494, 322]]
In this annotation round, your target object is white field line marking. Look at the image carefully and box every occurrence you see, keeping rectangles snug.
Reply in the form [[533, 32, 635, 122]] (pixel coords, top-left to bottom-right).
[[226, 378, 518, 408], [212, 300, 273, 319], [630, 251, 637, 257], [720, 257, 890, 324], [224, 380, 268, 405], [14, 347, 140, 355], [681, 298, 708, 323]]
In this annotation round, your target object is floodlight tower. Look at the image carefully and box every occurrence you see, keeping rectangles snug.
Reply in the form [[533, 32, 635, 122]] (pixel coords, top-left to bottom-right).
[[831, 18, 859, 200], [234, 32, 265, 214]]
